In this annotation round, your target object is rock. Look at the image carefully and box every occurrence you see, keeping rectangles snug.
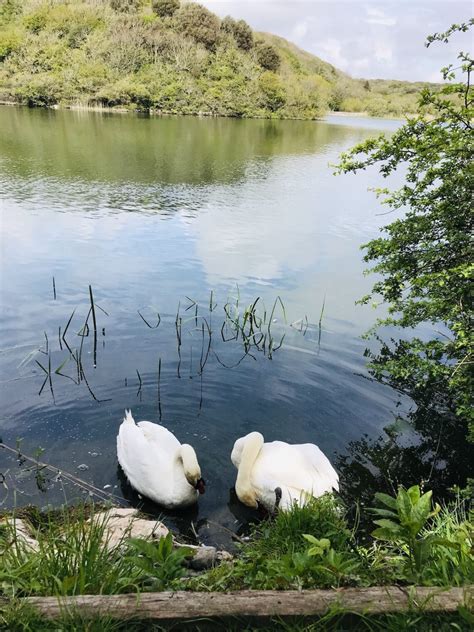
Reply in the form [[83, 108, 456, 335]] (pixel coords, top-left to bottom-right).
[[180, 544, 232, 570], [216, 550, 233, 563], [185, 545, 218, 570], [88, 507, 169, 550], [1, 518, 39, 552], [77, 464, 89, 471]]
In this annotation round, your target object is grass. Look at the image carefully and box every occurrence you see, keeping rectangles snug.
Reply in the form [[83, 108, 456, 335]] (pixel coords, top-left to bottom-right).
[[0, 487, 472, 629], [187, 490, 473, 592], [1, 606, 472, 632]]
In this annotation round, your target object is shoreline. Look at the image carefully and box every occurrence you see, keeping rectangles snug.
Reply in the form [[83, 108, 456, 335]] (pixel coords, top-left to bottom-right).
[[0, 99, 409, 121]]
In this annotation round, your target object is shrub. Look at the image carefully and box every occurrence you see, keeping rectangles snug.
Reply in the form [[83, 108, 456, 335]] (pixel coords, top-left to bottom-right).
[[13, 73, 64, 107], [98, 76, 152, 108], [259, 71, 285, 111], [151, 0, 180, 18], [105, 16, 154, 72], [0, 26, 22, 61], [221, 15, 253, 51], [0, 0, 22, 27], [176, 2, 220, 50], [110, 0, 141, 12], [23, 7, 48, 34], [255, 41, 280, 71]]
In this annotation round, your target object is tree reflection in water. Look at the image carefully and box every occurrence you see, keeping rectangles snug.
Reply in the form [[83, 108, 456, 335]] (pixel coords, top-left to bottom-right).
[[337, 340, 472, 531]]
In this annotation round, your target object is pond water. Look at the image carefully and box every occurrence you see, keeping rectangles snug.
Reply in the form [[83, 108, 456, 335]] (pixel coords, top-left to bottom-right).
[[0, 107, 406, 544]]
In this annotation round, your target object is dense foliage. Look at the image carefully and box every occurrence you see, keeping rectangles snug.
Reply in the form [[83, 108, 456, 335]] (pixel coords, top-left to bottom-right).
[[221, 15, 253, 51], [151, 0, 179, 19], [0, 0, 432, 118], [337, 22, 473, 462], [189, 490, 473, 592]]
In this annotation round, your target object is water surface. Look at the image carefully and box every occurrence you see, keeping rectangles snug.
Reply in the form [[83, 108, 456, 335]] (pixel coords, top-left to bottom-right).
[[0, 107, 406, 543]]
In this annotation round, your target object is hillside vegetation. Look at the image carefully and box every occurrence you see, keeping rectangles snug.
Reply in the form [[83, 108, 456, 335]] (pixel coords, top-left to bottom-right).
[[0, 0, 432, 118]]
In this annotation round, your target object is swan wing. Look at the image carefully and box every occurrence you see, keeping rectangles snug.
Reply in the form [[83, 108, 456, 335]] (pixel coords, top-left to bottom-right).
[[295, 443, 339, 494], [136, 421, 181, 452], [251, 441, 338, 508]]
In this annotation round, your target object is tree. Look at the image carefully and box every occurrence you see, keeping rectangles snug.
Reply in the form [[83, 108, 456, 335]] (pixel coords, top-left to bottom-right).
[[255, 42, 280, 71], [151, 0, 179, 18], [337, 21, 473, 441], [221, 15, 253, 51], [259, 71, 285, 111], [110, 0, 141, 12], [175, 2, 220, 50]]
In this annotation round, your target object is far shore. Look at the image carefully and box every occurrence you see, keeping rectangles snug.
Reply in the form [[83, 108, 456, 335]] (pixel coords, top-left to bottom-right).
[[0, 99, 410, 121]]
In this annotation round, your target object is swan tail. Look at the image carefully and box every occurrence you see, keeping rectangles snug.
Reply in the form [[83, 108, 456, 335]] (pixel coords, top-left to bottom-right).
[[123, 409, 135, 425]]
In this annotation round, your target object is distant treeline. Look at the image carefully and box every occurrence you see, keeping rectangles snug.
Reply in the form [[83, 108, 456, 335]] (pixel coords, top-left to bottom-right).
[[0, 0, 436, 118]]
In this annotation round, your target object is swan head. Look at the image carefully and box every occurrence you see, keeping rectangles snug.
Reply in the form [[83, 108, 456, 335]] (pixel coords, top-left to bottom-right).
[[180, 444, 206, 494]]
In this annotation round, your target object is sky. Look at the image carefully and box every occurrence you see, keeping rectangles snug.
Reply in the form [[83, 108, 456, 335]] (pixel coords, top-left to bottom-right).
[[200, 1, 472, 82]]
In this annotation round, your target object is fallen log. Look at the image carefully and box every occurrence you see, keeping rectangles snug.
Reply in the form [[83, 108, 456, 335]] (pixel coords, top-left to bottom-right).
[[4, 586, 472, 620]]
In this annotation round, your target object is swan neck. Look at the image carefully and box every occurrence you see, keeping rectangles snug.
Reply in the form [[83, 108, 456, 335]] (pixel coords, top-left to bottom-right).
[[178, 444, 201, 485], [236, 433, 263, 491]]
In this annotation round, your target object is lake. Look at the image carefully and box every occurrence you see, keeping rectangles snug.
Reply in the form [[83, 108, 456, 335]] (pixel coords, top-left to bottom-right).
[[0, 107, 406, 544]]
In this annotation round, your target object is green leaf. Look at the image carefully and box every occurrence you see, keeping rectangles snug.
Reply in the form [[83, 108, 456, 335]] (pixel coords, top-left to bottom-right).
[[370, 507, 399, 519], [374, 492, 398, 509], [372, 527, 400, 542], [396, 488, 413, 522], [373, 518, 403, 534]]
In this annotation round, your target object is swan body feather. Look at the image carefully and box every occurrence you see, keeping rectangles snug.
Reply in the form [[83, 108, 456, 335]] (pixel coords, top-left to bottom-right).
[[231, 432, 339, 512], [117, 410, 203, 508]]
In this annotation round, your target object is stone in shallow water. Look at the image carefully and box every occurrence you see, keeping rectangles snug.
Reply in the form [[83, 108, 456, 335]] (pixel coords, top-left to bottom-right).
[[77, 464, 89, 471]]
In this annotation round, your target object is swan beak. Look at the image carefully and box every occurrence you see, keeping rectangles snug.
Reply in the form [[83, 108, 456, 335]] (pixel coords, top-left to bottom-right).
[[194, 478, 206, 495]]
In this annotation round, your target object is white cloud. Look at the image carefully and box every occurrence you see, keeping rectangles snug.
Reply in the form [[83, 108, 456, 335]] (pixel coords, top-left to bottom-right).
[[374, 41, 394, 63], [366, 7, 397, 26], [318, 38, 350, 72], [290, 21, 309, 42], [200, 1, 473, 82]]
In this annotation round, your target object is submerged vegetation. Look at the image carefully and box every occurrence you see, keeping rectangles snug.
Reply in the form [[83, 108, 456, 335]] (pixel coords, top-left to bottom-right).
[[1, 488, 472, 629], [0, 0, 432, 118]]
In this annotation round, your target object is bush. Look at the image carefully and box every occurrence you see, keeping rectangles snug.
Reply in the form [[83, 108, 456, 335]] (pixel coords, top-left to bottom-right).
[[0, 26, 22, 61], [255, 41, 280, 71], [0, 0, 22, 27], [14, 73, 64, 107], [259, 71, 285, 111], [176, 2, 220, 50], [221, 15, 253, 51], [151, 0, 179, 18], [23, 7, 48, 34], [110, 0, 141, 12]]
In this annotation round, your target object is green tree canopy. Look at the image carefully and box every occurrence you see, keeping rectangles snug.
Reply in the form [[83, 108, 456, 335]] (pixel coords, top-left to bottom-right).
[[151, 0, 180, 18], [110, 0, 141, 12], [255, 41, 281, 71], [176, 2, 220, 50], [221, 15, 253, 51], [337, 21, 473, 440]]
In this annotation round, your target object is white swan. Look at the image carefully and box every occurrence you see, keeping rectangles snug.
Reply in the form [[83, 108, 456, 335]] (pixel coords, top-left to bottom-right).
[[231, 432, 339, 512], [117, 410, 205, 509]]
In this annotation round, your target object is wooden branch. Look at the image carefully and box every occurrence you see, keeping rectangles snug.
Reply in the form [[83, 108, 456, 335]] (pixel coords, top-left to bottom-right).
[[4, 586, 471, 621]]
